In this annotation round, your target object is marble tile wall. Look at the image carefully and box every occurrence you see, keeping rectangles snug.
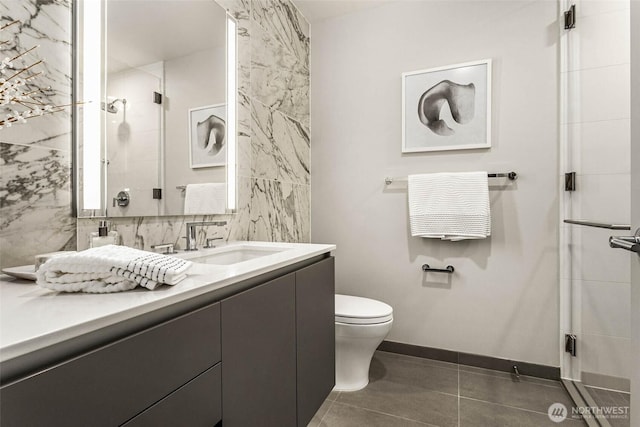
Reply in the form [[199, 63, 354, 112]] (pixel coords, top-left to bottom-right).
[[0, 0, 76, 268], [247, 0, 310, 243], [215, 0, 310, 244], [1, 0, 310, 266]]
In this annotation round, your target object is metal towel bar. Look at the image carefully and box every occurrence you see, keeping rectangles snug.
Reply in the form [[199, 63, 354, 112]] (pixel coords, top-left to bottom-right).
[[422, 264, 455, 274], [385, 171, 517, 185]]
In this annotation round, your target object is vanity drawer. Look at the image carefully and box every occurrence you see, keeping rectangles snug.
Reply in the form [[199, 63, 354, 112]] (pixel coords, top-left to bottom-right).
[[0, 302, 221, 427], [121, 363, 221, 427]]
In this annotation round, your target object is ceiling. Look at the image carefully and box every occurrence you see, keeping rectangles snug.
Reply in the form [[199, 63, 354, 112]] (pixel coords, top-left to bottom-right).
[[292, 0, 392, 23]]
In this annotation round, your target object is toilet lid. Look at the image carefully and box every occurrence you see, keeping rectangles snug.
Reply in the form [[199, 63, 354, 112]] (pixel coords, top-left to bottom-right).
[[335, 294, 393, 325]]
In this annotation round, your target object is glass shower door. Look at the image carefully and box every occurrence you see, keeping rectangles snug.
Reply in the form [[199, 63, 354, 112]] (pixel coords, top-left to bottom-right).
[[104, 65, 163, 217], [560, 0, 632, 425]]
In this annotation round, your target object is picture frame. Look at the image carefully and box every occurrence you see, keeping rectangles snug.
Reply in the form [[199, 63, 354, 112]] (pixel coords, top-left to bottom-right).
[[189, 103, 227, 168], [402, 59, 492, 153]]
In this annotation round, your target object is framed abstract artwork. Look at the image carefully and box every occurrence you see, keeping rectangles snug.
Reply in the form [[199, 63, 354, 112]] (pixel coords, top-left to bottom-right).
[[402, 59, 491, 153], [189, 103, 227, 168]]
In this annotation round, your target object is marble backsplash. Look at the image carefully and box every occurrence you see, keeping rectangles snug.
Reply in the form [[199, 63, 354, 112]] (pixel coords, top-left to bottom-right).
[[1, 0, 310, 267], [77, 176, 253, 251], [77, 215, 232, 252]]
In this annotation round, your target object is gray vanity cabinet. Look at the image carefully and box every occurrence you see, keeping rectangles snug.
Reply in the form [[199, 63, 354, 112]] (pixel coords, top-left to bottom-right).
[[221, 273, 298, 427], [221, 257, 335, 427], [0, 303, 221, 427], [0, 255, 335, 427], [295, 257, 335, 427]]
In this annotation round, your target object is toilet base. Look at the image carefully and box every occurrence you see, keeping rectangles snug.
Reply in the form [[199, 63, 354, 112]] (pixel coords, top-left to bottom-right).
[[334, 319, 392, 392]]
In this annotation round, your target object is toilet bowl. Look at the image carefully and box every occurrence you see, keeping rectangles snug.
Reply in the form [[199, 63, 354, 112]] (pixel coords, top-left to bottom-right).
[[335, 294, 393, 392]]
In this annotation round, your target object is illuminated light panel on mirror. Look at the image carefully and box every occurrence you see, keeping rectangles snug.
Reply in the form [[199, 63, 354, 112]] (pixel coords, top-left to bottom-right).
[[81, 0, 103, 210], [226, 14, 237, 212]]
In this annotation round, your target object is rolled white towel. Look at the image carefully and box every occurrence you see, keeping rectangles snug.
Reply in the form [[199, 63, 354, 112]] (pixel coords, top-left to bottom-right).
[[37, 245, 192, 293]]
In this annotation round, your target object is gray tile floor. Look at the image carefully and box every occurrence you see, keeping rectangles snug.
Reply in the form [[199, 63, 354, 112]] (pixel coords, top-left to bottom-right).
[[309, 351, 586, 427], [585, 386, 631, 427]]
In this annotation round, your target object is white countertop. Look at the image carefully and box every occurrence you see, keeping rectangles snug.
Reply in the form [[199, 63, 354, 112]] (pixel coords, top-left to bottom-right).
[[0, 241, 335, 365]]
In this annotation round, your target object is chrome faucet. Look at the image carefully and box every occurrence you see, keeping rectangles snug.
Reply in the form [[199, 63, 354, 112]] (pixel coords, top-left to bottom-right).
[[184, 221, 227, 251]]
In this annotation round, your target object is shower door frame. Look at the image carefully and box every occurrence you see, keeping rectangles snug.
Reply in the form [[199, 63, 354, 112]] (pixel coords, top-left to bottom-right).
[[558, 0, 634, 426]]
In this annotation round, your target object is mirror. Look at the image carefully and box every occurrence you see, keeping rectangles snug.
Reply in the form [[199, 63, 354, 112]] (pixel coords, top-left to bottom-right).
[[75, 0, 235, 218]]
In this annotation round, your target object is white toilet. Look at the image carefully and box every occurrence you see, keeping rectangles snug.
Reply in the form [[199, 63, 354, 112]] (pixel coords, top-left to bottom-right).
[[334, 294, 393, 392]]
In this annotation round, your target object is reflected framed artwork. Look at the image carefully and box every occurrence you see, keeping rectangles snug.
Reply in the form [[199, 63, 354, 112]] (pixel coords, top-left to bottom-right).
[[189, 103, 227, 168], [402, 59, 491, 153]]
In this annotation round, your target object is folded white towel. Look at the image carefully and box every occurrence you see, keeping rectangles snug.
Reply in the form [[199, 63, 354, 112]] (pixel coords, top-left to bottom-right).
[[36, 245, 192, 293], [184, 183, 226, 215], [408, 172, 491, 241]]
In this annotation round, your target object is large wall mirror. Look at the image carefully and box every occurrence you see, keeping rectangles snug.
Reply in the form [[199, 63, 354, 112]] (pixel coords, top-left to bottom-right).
[[75, 0, 237, 218]]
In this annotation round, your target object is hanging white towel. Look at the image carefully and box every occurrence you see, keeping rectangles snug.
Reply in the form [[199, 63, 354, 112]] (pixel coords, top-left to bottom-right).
[[36, 245, 192, 293], [184, 183, 226, 215], [408, 172, 491, 241]]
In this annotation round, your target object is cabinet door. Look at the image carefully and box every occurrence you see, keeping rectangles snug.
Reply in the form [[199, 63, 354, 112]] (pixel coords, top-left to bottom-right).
[[121, 363, 221, 427], [0, 303, 221, 427], [295, 257, 335, 427], [221, 273, 296, 427]]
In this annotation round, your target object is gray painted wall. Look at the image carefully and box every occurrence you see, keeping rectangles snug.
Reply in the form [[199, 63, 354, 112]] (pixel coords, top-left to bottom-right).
[[310, 1, 560, 365]]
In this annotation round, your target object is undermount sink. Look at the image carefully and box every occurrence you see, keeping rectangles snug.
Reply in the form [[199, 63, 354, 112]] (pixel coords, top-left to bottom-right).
[[185, 245, 287, 265]]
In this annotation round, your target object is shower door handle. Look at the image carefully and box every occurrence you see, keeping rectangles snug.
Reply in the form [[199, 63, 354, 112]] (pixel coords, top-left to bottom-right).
[[609, 228, 640, 254]]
